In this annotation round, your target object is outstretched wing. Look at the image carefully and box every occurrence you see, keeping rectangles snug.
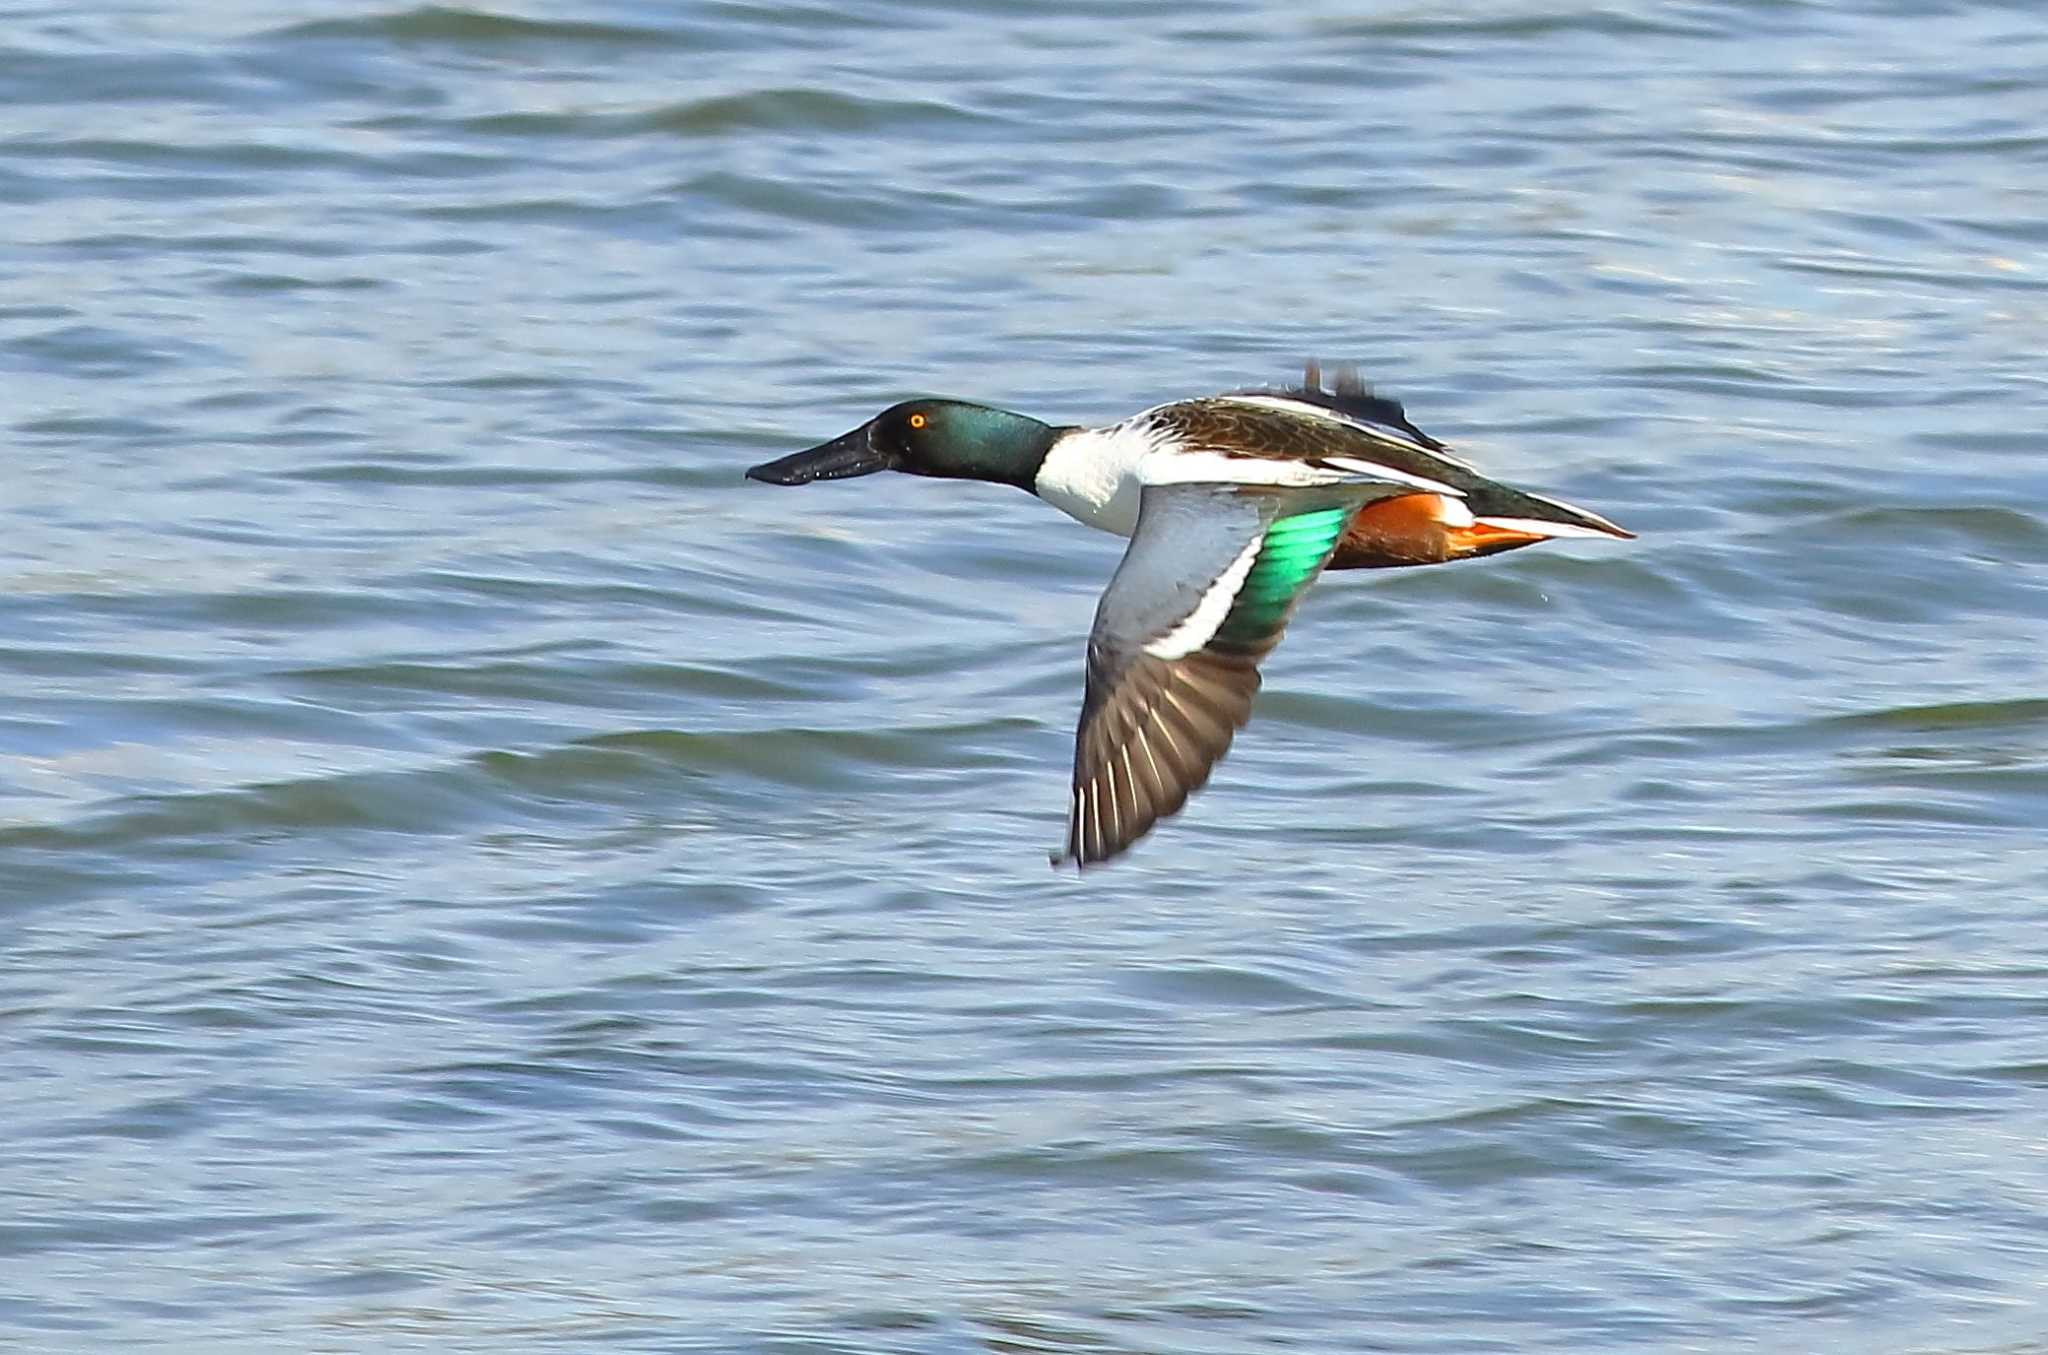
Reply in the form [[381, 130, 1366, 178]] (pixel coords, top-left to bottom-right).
[[1056, 480, 1377, 868]]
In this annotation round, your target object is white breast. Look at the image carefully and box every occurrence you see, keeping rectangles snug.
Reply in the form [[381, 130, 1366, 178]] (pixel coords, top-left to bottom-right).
[[1033, 416, 1167, 537]]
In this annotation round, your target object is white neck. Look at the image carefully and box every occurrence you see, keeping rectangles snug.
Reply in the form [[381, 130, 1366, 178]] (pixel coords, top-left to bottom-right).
[[1031, 419, 1165, 537]]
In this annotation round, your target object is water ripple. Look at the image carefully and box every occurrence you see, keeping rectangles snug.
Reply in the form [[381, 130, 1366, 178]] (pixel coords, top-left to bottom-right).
[[5, 0, 2048, 1350]]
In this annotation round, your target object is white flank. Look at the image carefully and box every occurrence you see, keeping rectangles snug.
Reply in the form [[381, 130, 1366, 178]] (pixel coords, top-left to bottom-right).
[[1436, 495, 1477, 527], [1035, 415, 1171, 537], [1221, 394, 1480, 470], [1473, 515, 1623, 541], [1142, 536, 1261, 660]]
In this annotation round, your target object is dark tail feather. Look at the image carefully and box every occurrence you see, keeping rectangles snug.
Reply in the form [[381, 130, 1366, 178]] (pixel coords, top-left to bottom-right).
[[1462, 483, 1634, 540]]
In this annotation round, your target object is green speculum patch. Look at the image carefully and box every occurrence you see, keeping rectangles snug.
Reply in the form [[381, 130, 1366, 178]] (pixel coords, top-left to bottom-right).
[[1214, 506, 1351, 649]]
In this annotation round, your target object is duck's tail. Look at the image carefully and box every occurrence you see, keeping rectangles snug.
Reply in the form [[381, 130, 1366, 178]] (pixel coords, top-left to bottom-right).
[[1329, 487, 1633, 570]]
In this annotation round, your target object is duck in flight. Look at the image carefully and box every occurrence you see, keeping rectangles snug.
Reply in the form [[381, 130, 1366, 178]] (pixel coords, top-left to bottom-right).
[[746, 365, 1632, 868]]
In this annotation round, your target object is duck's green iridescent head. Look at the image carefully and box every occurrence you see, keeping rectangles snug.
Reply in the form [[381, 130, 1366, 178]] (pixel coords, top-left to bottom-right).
[[747, 399, 1059, 491]]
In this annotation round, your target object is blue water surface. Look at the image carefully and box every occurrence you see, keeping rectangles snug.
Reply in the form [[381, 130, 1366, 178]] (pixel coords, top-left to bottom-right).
[[3, 2, 2047, 1351]]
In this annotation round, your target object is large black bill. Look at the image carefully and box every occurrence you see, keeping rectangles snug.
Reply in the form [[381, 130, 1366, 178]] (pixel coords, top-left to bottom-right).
[[745, 424, 894, 485]]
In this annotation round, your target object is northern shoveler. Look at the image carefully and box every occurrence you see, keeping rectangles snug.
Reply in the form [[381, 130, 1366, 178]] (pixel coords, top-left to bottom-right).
[[747, 365, 1632, 868]]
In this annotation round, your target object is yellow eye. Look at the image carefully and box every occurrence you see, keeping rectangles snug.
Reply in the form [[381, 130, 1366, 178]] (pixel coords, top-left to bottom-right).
[[908, 412, 928, 430]]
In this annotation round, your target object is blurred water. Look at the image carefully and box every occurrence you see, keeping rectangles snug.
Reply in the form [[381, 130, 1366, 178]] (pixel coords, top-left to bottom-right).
[[3, 2, 2047, 1351]]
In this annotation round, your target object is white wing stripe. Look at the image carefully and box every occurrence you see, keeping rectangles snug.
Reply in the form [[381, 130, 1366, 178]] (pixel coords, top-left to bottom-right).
[[1142, 536, 1262, 660]]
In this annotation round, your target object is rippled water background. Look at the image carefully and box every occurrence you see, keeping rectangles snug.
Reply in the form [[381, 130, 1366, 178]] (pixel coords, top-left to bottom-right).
[[5, 2, 2047, 1350]]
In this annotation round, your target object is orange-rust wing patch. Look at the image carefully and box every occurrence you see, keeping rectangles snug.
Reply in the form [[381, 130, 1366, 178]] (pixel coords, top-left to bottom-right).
[[1333, 493, 1452, 567], [1330, 494, 1551, 570]]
